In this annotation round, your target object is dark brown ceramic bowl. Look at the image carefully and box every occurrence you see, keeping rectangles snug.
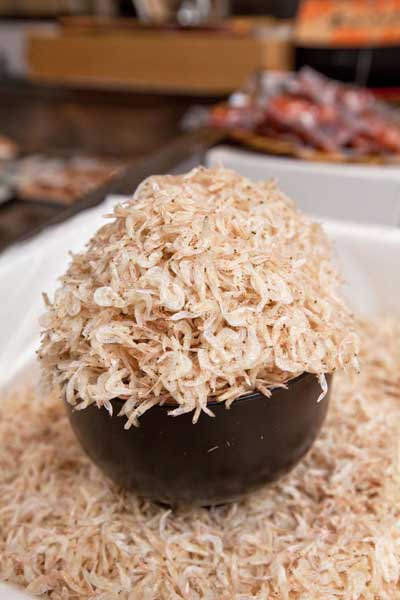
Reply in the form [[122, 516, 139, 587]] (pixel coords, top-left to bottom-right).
[[65, 373, 331, 506]]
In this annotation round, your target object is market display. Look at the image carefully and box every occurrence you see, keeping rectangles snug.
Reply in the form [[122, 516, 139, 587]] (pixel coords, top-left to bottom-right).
[[1, 11, 400, 600]]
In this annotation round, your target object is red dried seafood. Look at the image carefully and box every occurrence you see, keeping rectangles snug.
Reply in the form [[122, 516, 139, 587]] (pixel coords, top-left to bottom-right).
[[210, 67, 400, 159]]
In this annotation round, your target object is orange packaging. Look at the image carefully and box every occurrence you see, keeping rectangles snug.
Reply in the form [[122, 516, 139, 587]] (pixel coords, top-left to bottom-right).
[[295, 0, 400, 47]]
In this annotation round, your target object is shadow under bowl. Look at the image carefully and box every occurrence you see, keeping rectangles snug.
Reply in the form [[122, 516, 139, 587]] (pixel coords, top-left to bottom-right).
[[65, 372, 331, 506]]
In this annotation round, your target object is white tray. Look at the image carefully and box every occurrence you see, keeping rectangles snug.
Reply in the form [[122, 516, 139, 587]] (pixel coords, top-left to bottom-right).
[[206, 146, 400, 227], [1, 194, 400, 599]]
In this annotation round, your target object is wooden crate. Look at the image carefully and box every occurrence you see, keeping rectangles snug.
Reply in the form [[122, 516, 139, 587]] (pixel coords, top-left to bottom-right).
[[27, 19, 293, 94]]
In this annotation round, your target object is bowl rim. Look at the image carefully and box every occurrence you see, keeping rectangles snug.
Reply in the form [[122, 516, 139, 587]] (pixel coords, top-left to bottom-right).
[[105, 371, 317, 411]]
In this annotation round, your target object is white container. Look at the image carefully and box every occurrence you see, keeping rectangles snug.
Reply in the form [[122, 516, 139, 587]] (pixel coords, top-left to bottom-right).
[[206, 145, 400, 227], [1, 195, 400, 600]]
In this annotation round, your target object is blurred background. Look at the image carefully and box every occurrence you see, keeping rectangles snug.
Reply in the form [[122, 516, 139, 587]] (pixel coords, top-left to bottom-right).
[[2, 0, 400, 251]]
